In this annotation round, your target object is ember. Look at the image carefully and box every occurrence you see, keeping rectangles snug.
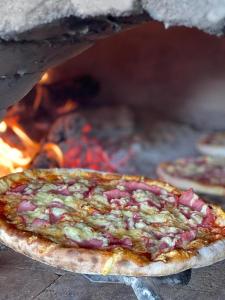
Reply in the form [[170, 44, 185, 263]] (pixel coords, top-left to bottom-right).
[[32, 111, 135, 173], [62, 126, 131, 172]]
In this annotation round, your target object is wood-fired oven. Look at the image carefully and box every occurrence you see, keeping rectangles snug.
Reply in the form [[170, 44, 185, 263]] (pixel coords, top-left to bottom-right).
[[1, 1, 225, 299]]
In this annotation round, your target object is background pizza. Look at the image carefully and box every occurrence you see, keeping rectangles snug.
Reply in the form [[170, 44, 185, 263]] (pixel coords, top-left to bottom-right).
[[198, 132, 225, 157], [157, 156, 225, 195]]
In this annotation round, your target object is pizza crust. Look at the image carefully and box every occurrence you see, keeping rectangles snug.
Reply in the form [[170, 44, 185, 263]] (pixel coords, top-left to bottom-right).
[[157, 164, 225, 196], [197, 142, 225, 157], [1, 215, 225, 277], [0, 168, 225, 277]]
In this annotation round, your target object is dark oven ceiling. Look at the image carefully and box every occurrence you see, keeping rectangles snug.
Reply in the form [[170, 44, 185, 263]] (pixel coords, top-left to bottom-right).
[[1, 0, 225, 118]]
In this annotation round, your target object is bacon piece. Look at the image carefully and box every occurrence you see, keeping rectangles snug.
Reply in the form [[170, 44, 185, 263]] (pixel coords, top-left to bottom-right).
[[104, 233, 132, 249], [11, 184, 27, 193], [147, 199, 161, 209], [49, 208, 66, 224], [109, 237, 132, 249], [180, 209, 191, 219], [148, 185, 162, 195], [133, 212, 141, 221], [48, 201, 65, 208], [32, 218, 49, 227], [121, 181, 161, 194], [125, 198, 140, 208], [17, 200, 37, 212], [179, 189, 195, 206], [202, 208, 215, 226], [18, 215, 28, 225], [85, 185, 96, 198], [142, 237, 154, 248], [51, 188, 71, 196], [180, 230, 196, 241], [159, 242, 169, 250], [67, 180, 76, 186], [120, 237, 133, 248], [154, 232, 164, 239], [179, 189, 206, 212], [49, 212, 59, 224], [176, 229, 196, 247], [104, 189, 130, 200], [77, 239, 104, 249], [110, 199, 123, 207]]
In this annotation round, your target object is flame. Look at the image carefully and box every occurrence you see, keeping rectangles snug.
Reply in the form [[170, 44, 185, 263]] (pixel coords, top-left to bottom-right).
[[40, 72, 49, 84], [0, 138, 31, 172], [0, 121, 7, 133], [0, 122, 40, 177], [57, 99, 77, 114], [43, 143, 64, 166], [11, 124, 39, 152]]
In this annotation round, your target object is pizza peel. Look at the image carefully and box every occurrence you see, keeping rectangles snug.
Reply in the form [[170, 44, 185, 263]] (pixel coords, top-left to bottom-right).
[[84, 269, 192, 300]]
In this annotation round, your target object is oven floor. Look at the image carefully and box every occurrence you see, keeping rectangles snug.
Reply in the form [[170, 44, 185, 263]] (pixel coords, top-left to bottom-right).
[[0, 246, 224, 300]]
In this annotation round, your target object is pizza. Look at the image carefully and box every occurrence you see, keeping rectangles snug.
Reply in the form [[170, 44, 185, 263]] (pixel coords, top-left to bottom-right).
[[198, 132, 225, 157], [157, 156, 225, 196], [0, 169, 225, 277]]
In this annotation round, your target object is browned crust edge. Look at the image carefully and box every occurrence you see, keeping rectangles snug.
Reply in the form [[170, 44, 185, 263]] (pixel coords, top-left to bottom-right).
[[0, 168, 225, 277], [197, 141, 225, 157]]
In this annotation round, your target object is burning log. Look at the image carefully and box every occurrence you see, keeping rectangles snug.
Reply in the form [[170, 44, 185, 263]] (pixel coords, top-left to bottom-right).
[[0, 121, 39, 177], [32, 108, 137, 173]]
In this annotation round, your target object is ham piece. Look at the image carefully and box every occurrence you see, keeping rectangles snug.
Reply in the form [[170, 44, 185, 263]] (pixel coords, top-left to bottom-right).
[[51, 188, 71, 196], [17, 200, 37, 212], [179, 189, 206, 211], [32, 218, 49, 227], [11, 184, 27, 193], [77, 239, 104, 249], [176, 229, 196, 247], [121, 181, 161, 194], [104, 189, 130, 200]]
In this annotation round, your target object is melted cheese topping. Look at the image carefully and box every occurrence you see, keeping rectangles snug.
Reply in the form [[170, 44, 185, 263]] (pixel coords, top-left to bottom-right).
[[1, 174, 224, 263]]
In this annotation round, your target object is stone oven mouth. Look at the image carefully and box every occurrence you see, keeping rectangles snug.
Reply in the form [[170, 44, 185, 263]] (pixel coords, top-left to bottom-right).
[[1, 15, 225, 179], [1, 3, 225, 300], [0, 1, 225, 188], [0, 2, 225, 179]]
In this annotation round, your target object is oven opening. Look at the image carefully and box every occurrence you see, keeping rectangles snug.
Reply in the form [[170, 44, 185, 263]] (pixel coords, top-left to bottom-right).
[[1, 21, 225, 178]]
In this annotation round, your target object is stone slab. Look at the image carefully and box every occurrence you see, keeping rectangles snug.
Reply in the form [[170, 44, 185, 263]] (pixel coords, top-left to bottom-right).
[[0, 247, 225, 300]]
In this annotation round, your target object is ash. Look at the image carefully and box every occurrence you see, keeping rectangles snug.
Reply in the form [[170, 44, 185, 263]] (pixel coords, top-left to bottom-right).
[[1, 0, 225, 39], [32, 105, 202, 177]]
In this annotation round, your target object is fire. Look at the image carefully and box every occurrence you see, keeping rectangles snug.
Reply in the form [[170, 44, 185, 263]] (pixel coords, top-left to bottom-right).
[[0, 121, 40, 177], [43, 143, 64, 167], [11, 125, 39, 152], [0, 121, 7, 133], [0, 72, 132, 177], [57, 99, 77, 114], [40, 72, 49, 83], [0, 138, 31, 176]]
